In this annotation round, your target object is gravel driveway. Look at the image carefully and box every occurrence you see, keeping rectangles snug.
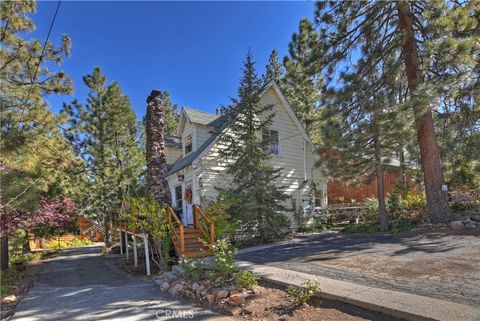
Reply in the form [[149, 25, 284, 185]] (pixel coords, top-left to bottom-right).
[[11, 246, 225, 321], [237, 229, 480, 307]]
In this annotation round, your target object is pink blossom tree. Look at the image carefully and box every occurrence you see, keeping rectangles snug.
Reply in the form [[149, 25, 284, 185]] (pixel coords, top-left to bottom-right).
[[0, 197, 77, 270]]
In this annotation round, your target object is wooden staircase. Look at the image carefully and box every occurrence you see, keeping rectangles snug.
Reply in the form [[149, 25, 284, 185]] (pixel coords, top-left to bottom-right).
[[167, 205, 215, 259]]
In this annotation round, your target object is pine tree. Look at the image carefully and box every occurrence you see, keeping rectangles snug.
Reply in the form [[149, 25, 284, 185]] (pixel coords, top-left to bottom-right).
[[1, 0, 75, 269], [314, 1, 479, 223], [283, 18, 323, 140], [62, 68, 144, 246], [264, 49, 284, 84], [219, 51, 289, 241], [159, 91, 180, 136], [320, 56, 413, 231]]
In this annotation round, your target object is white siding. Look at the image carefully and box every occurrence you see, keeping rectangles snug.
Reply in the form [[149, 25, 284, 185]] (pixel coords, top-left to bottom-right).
[[196, 87, 327, 229], [165, 146, 182, 165], [195, 125, 214, 148]]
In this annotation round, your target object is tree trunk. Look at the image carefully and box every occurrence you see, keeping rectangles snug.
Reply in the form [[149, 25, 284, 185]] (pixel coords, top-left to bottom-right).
[[396, 2, 453, 223], [146, 90, 171, 205], [104, 213, 112, 247], [1, 235, 9, 271]]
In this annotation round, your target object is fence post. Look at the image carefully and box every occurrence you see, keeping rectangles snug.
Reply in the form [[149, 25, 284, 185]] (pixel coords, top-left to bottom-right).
[[133, 234, 138, 267], [144, 235, 150, 276]]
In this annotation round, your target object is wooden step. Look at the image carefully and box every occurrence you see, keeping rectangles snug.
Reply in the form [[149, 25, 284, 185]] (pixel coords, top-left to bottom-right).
[[183, 250, 214, 259]]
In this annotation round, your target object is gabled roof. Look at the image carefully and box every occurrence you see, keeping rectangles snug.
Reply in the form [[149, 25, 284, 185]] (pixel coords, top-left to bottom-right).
[[184, 107, 224, 127], [167, 81, 319, 176], [166, 134, 217, 176]]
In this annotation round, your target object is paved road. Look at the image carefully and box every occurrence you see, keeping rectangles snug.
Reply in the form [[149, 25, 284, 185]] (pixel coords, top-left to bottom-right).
[[11, 246, 225, 321], [237, 229, 480, 307]]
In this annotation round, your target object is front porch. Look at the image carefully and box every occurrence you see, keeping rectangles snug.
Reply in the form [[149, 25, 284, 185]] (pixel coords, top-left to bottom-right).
[[167, 204, 215, 259], [114, 204, 215, 275]]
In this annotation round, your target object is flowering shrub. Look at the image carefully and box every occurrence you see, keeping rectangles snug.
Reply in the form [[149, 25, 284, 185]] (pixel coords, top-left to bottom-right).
[[206, 238, 238, 279], [1, 197, 76, 238], [181, 259, 206, 281]]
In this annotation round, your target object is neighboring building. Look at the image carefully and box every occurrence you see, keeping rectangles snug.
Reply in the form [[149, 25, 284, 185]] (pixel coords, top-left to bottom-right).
[[76, 215, 103, 242], [163, 81, 327, 229]]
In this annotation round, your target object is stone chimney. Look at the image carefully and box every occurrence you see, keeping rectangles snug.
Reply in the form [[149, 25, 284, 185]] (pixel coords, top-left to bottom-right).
[[145, 90, 171, 205]]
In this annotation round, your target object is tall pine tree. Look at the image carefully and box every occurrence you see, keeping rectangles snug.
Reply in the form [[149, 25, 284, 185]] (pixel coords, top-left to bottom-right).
[[219, 51, 289, 241], [283, 18, 323, 141], [314, 1, 479, 223], [159, 90, 180, 136], [264, 49, 284, 84], [321, 56, 413, 231], [1, 0, 76, 269], [62, 68, 144, 246]]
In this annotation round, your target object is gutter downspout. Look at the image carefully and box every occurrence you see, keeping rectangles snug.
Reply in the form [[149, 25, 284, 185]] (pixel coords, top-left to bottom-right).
[[303, 140, 307, 181]]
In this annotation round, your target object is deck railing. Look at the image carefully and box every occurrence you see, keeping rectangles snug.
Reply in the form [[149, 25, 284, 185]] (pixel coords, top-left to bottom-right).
[[193, 204, 215, 244], [167, 205, 185, 254]]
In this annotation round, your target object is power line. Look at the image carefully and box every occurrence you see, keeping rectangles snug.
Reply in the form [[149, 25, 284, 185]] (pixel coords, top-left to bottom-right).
[[19, 0, 62, 123]]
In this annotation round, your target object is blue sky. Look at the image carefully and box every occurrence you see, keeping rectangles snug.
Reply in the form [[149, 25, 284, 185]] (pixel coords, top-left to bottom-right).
[[31, 1, 315, 118]]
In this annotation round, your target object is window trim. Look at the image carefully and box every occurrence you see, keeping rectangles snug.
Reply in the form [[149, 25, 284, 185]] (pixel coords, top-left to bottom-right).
[[262, 129, 280, 156], [184, 134, 193, 155]]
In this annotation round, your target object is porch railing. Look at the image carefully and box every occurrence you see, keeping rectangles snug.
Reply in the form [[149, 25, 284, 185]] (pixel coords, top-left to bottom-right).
[[193, 204, 215, 244], [167, 205, 185, 254]]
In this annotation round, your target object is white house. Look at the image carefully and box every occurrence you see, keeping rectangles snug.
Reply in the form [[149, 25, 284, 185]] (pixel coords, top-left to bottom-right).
[[164, 81, 327, 229]]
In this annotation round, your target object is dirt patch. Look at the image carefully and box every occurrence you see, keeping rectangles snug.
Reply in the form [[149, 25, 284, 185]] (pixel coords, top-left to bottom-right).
[[231, 283, 402, 321], [0, 261, 46, 320]]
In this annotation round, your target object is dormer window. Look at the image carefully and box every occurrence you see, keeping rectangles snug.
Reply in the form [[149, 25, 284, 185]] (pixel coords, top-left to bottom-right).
[[262, 129, 279, 155], [184, 134, 193, 154]]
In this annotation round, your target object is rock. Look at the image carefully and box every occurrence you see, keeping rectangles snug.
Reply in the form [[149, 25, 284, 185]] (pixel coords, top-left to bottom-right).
[[154, 278, 165, 286], [172, 265, 186, 276], [216, 290, 229, 299], [464, 219, 477, 228], [168, 283, 184, 297], [448, 220, 464, 230], [206, 294, 215, 304], [228, 293, 246, 305], [159, 281, 170, 292], [163, 271, 177, 283], [191, 282, 200, 292], [3, 295, 16, 302], [225, 306, 242, 316]]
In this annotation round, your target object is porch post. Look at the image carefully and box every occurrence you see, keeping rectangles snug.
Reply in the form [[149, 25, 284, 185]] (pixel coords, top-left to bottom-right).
[[133, 234, 138, 267], [144, 235, 151, 276]]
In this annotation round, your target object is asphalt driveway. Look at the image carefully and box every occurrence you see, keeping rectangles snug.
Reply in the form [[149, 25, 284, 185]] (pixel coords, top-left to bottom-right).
[[237, 229, 480, 307], [11, 246, 225, 321]]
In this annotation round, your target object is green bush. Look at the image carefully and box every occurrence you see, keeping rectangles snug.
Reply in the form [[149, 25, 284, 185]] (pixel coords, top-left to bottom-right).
[[287, 280, 321, 305], [44, 237, 94, 249], [343, 219, 416, 234], [205, 238, 238, 279], [202, 197, 240, 240], [363, 197, 379, 222], [181, 260, 206, 281], [387, 192, 402, 214], [235, 271, 259, 289], [402, 192, 426, 210]]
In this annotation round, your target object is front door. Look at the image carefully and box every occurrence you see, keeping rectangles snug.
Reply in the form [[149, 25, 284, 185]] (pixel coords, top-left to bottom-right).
[[183, 182, 194, 226]]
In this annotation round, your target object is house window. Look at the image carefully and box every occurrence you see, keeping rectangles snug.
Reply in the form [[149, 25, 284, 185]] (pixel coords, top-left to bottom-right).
[[184, 134, 192, 154], [262, 129, 279, 155]]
